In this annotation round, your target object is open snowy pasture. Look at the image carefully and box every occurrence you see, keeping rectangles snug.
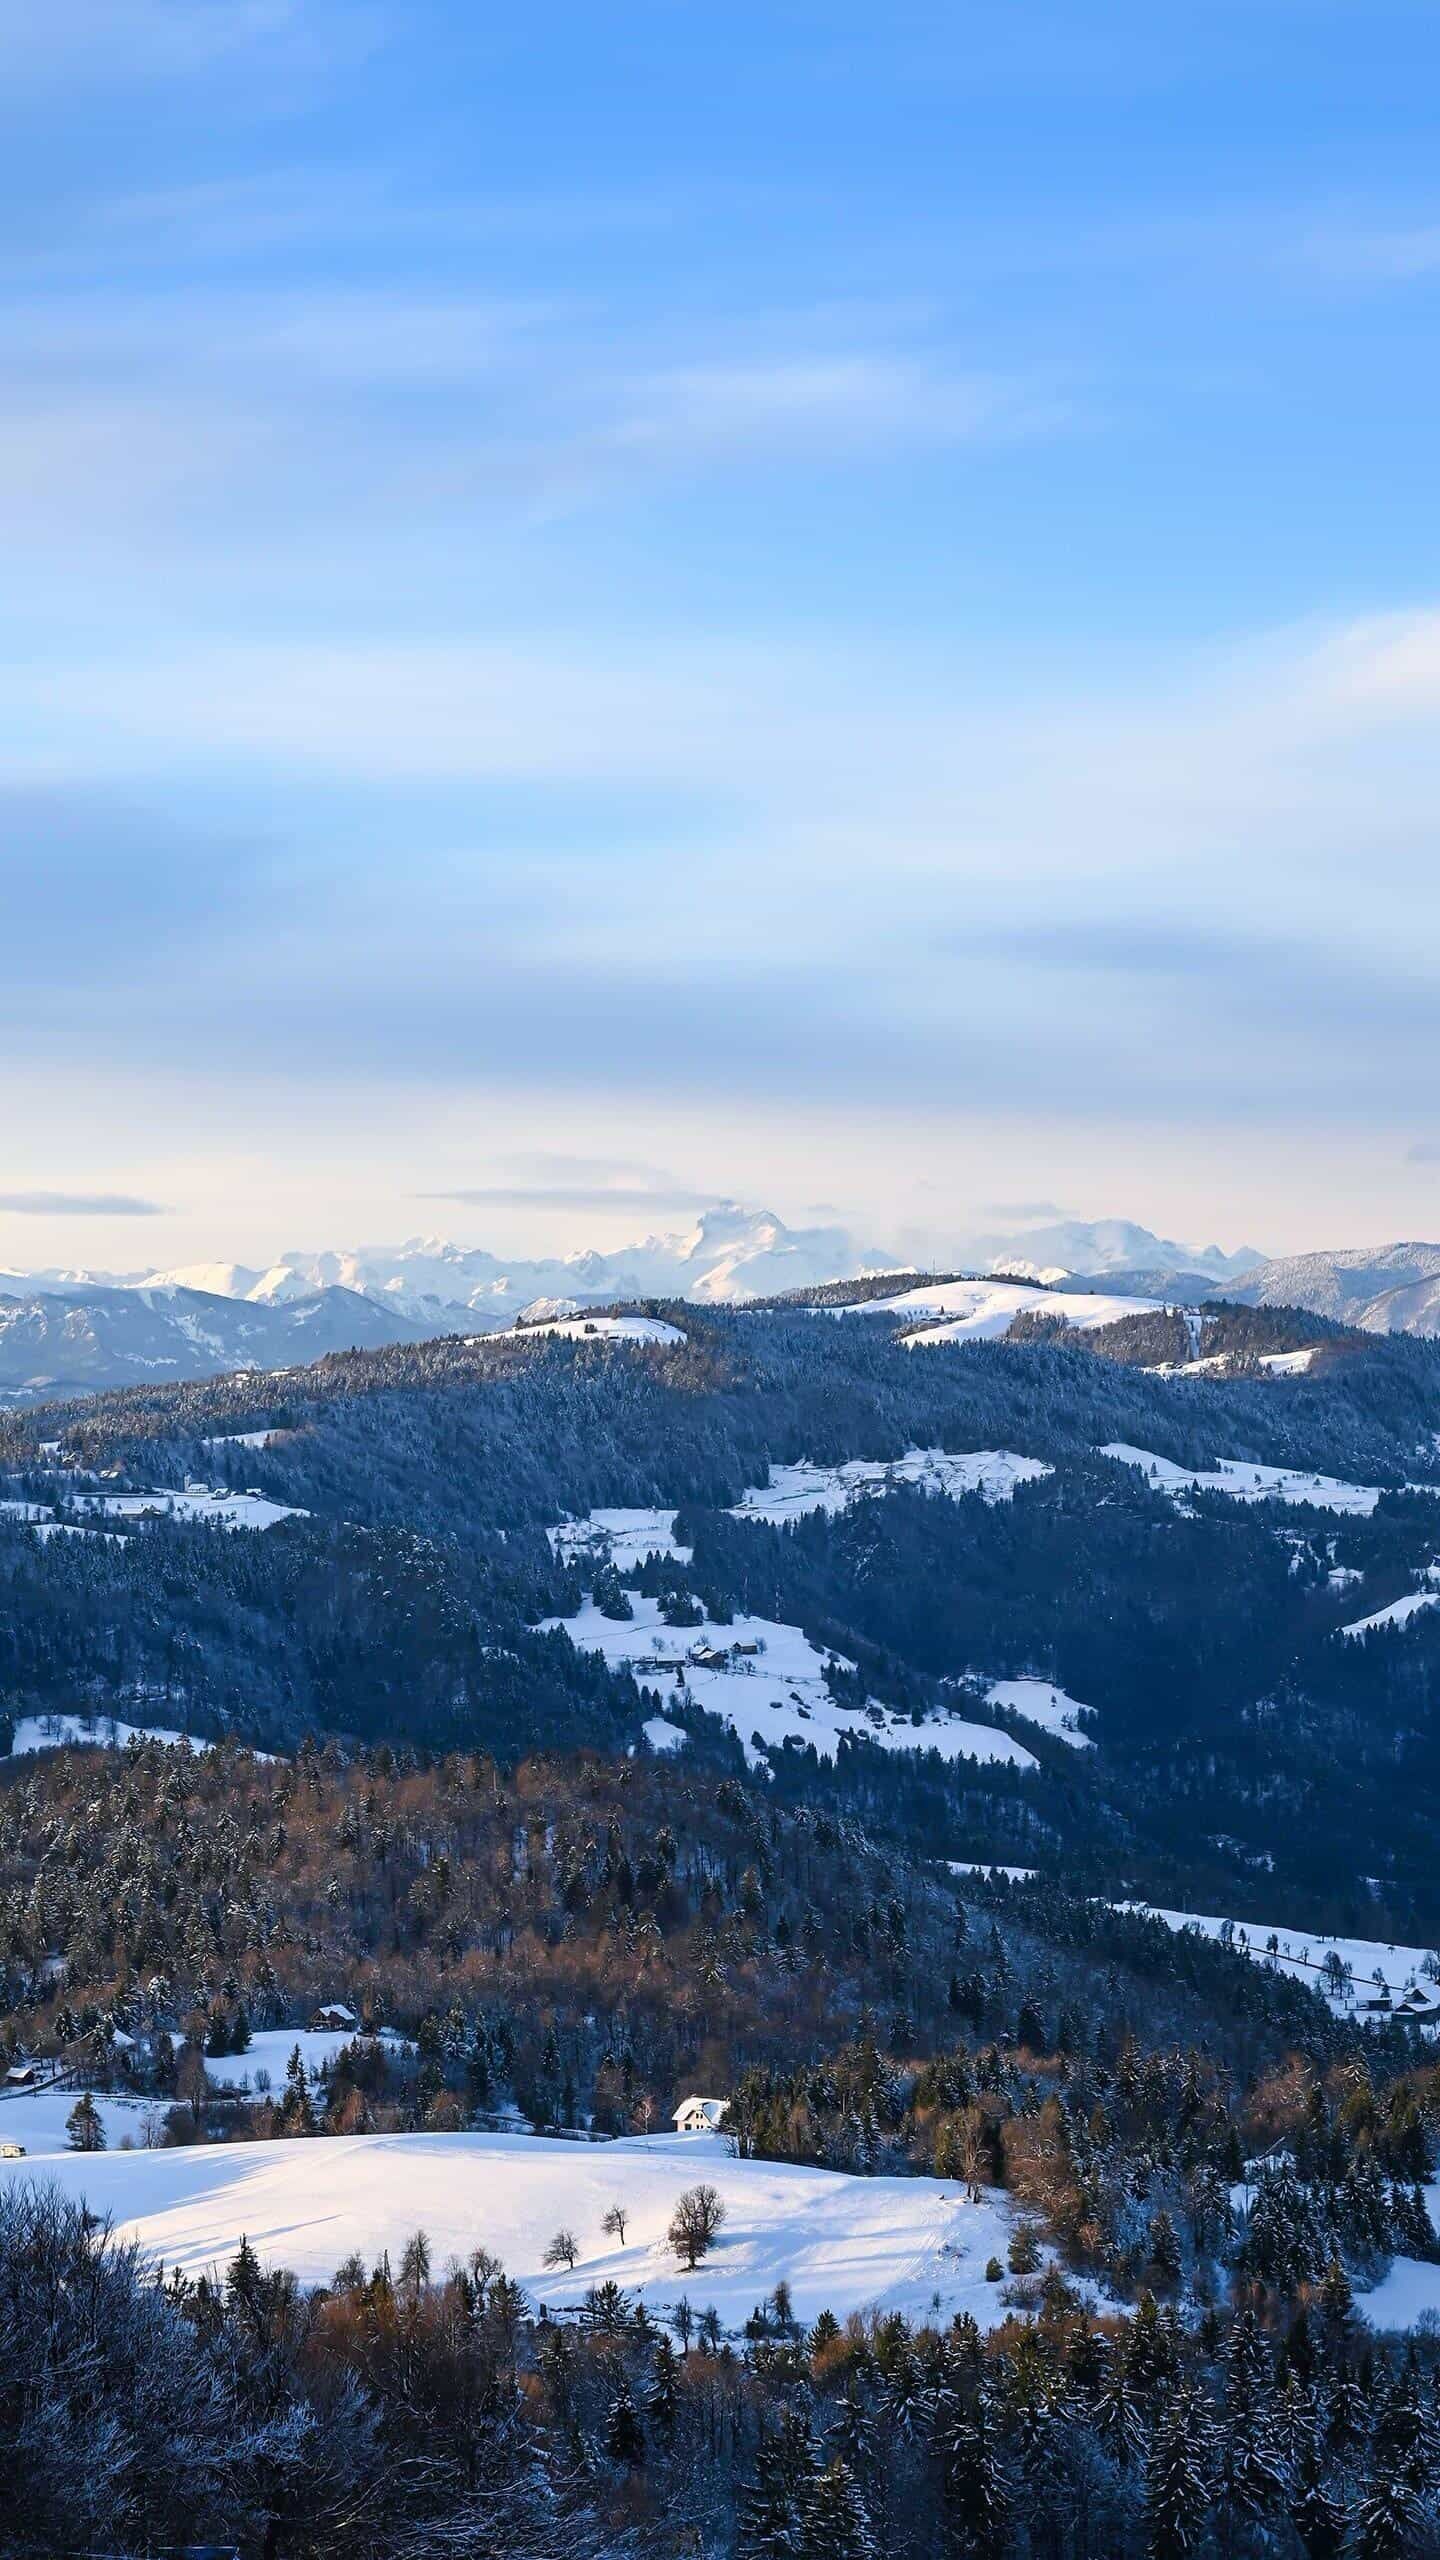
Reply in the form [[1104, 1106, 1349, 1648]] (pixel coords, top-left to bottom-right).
[[201, 2028, 414, 2093], [1340, 1586, 1440, 1637], [548, 1507, 694, 1570], [827, 1278, 1166, 1341], [1118, 1903, 1440, 2018], [0, 2080, 169, 2154], [542, 1592, 1037, 1771], [1358, 2213, 1440, 2331], [2, 1484, 304, 1536], [8, 1712, 208, 1759], [983, 1679, 1095, 1749], [727, 1447, 1052, 1524], [490, 1314, 686, 1347], [0, 2129, 1029, 2331], [1099, 1443, 1395, 1515]]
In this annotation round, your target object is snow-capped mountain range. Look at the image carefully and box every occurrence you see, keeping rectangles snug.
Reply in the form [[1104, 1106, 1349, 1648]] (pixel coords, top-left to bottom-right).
[[0, 1206, 1268, 1398], [13, 1207, 1440, 1397]]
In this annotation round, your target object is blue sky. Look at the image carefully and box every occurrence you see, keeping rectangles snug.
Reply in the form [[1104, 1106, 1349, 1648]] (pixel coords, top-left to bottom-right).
[[8, 0, 1440, 1270]]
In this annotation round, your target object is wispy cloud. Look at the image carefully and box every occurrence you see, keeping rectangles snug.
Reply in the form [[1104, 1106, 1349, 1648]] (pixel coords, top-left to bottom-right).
[[0, 1190, 166, 1215], [422, 1184, 723, 1213], [0, 0, 383, 93]]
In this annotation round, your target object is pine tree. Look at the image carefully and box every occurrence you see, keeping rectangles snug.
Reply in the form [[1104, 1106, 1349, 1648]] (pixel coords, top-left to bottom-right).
[[738, 2408, 820, 2560], [605, 2381, 645, 2468], [934, 2386, 1009, 2560], [801, 2459, 874, 2560], [65, 2092, 105, 2152], [645, 2334, 679, 2439], [1145, 2391, 1208, 2560], [1352, 2476, 1420, 2560], [1289, 2440, 1346, 2560]]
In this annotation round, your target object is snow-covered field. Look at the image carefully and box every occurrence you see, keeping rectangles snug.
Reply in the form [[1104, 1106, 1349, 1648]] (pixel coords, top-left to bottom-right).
[[496, 1315, 685, 1347], [542, 1593, 1037, 1772], [983, 1679, 1095, 1749], [1100, 1443, 1392, 1515], [8, 1713, 207, 1759], [832, 1279, 1166, 1341], [546, 1449, 1050, 1569], [2, 1484, 304, 1536], [1358, 2228, 1440, 2332], [0, 2128, 1028, 2330], [728, 1448, 1052, 1524], [1119, 1903, 1440, 2018], [202, 2028, 413, 2093], [549, 1508, 693, 1570], [0, 2080, 168, 2154], [1341, 1589, 1440, 1637]]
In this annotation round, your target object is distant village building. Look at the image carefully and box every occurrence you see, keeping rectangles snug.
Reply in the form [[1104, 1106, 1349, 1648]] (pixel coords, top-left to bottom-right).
[[673, 2095, 729, 2133], [311, 2002, 359, 2032], [4, 2063, 37, 2088]]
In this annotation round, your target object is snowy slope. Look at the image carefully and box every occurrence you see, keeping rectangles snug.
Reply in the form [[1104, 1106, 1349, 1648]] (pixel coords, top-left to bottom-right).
[[728, 1448, 1052, 1523], [540, 1593, 1037, 1771], [984, 1679, 1095, 1749], [8, 1713, 207, 1758], [1233, 1242, 1440, 1337], [1119, 1904, 1440, 2019], [549, 1509, 694, 1570], [832, 1279, 1167, 1342], [1340, 1590, 1440, 1637], [202, 2029, 413, 2092], [494, 1314, 686, 1346], [1100, 1443, 1396, 1516], [0, 2128, 1029, 2330]]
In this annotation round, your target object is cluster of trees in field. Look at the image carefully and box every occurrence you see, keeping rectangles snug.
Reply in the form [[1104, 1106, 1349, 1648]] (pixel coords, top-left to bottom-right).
[[8, 2170, 1440, 2559]]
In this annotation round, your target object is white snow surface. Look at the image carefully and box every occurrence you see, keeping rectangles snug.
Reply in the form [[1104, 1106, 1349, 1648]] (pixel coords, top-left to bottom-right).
[[1341, 1590, 1440, 1637], [8, 1713, 206, 1759], [0, 2127, 1030, 2329], [1119, 1903, 1440, 2018], [548, 1509, 693, 1570], [501, 1315, 685, 1346], [0, 2081, 169, 2154], [641, 1716, 689, 1754], [1100, 1444, 1391, 1515], [834, 1279, 1165, 1342], [202, 2029, 412, 2092], [541, 1593, 1037, 1772], [984, 1679, 1095, 1749], [80, 1486, 305, 1530], [728, 1447, 1051, 1524], [1359, 2234, 1440, 2332]]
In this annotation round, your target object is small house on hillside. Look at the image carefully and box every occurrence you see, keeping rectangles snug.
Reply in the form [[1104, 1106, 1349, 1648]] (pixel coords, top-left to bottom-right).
[[674, 2095, 729, 2134], [4, 2063, 37, 2089], [311, 2002, 358, 2033]]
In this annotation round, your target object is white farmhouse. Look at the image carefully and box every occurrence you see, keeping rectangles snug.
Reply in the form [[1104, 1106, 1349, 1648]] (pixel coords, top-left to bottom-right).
[[673, 2095, 729, 2133]]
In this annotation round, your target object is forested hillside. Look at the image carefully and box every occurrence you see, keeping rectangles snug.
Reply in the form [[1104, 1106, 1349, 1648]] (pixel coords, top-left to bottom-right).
[[4, 1309, 1440, 1935]]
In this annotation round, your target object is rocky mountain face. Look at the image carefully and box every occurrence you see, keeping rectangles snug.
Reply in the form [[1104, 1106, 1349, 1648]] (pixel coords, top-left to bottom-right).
[[1232, 1242, 1440, 1335], [0, 1285, 423, 1401]]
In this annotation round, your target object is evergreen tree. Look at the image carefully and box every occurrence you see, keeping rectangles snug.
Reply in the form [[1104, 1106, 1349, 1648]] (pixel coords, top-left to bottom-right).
[[645, 2334, 679, 2440], [65, 2091, 105, 2152], [1145, 2391, 1209, 2560], [1289, 2440, 1346, 2560], [801, 2459, 875, 2560], [739, 2408, 820, 2560], [1352, 2477, 1420, 2560], [605, 2381, 645, 2468]]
